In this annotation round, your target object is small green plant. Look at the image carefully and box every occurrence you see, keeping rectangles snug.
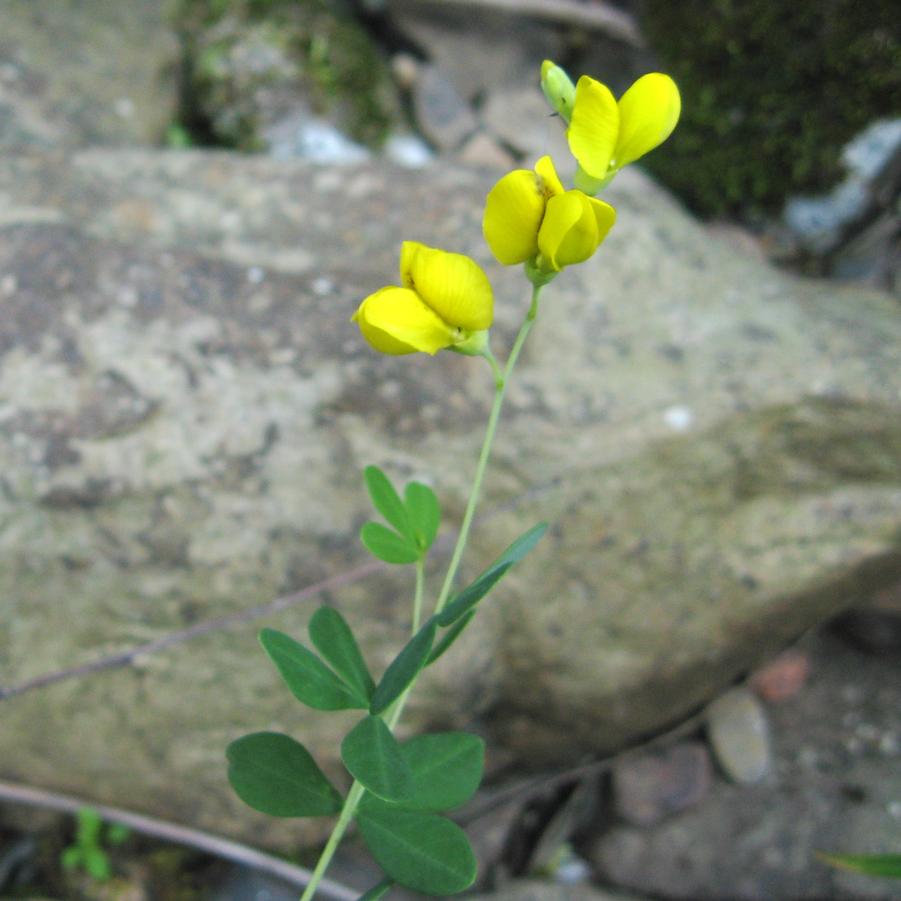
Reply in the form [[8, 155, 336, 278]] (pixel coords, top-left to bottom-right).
[[60, 806, 130, 882], [165, 123, 195, 149], [226, 60, 681, 899], [819, 851, 901, 880]]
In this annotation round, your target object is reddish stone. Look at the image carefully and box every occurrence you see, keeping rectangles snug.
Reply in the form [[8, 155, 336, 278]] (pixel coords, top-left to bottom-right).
[[750, 649, 811, 702]]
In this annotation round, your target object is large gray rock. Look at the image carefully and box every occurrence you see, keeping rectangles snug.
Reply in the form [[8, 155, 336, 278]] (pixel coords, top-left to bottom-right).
[[0, 150, 899, 848], [0, 0, 178, 149]]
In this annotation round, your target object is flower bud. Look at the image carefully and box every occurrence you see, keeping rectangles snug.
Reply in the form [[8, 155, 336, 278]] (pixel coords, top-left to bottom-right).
[[540, 59, 576, 123]]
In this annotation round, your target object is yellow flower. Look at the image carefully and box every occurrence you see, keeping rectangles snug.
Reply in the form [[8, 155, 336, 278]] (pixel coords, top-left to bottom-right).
[[352, 242, 493, 356], [566, 71, 681, 182], [483, 155, 616, 273]]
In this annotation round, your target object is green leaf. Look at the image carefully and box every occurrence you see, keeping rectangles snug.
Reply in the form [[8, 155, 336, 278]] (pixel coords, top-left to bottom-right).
[[437, 523, 548, 627], [357, 802, 477, 895], [309, 607, 375, 702], [259, 628, 368, 710], [106, 823, 130, 846], [76, 806, 102, 844], [227, 732, 342, 817], [357, 877, 394, 901], [60, 846, 83, 871], [427, 611, 475, 667], [364, 466, 413, 541], [84, 847, 111, 881], [400, 732, 484, 811], [404, 482, 440, 551], [493, 521, 548, 567], [437, 562, 512, 627], [370, 620, 437, 716], [361, 522, 421, 565], [341, 716, 412, 802], [818, 852, 901, 879]]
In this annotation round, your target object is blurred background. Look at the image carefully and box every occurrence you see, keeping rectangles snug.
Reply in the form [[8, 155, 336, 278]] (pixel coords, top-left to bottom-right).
[[1, 1, 900, 899]]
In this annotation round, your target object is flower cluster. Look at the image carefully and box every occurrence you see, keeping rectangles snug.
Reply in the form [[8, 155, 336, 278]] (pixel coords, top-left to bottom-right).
[[353, 60, 681, 357]]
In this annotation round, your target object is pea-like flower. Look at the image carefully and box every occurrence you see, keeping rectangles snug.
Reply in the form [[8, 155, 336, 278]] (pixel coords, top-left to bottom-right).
[[565, 69, 681, 186], [483, 155, 616, 273], [352, 241, 493, 356]]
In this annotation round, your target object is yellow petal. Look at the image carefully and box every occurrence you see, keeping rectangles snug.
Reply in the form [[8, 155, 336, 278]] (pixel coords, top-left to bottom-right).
[[538, 191, 607, 271], [567, 76, 619, 179], [613, 73, 681, 169], [587, 195, 617, 246], [482, 169, 545, 265], [534, 155, 565, 198], [352, 286, 455, 355], [537, 192, 585, 271], [400, 242, 493, 331]]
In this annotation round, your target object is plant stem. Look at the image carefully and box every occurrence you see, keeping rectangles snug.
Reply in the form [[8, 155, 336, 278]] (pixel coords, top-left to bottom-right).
[[299, 781, 366, 901], [412, 559, 425, 634], [433, 284, 541, 617], [298, 284, 542, 900]]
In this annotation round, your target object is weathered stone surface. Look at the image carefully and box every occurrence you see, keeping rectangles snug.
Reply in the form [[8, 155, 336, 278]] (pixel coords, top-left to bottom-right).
[[0, 0, 178, 149], [0, 150, 900, 849]]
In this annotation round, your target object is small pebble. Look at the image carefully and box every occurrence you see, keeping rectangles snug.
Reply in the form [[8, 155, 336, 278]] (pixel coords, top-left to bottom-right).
[[663, 404, 694, 431], [383, 132, 433, 169], [391, 52, 419, 90], [613, 742, 713, 826], [456, 131, 516, 171], [750, 649, 811, 702], [706, 687, 772, 783], [553, 852, 592, 886]]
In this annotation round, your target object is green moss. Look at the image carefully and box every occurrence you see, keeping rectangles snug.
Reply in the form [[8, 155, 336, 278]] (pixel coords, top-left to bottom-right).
[[170, 0, 399, 149], [640, 0, 900, 216]]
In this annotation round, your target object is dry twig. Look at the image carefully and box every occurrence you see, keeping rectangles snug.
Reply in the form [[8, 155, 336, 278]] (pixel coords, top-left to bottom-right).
[[0, 779, 359, 901]]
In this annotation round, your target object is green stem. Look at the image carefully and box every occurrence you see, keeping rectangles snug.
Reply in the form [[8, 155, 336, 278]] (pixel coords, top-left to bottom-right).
[[412, 558, 425, 634], [299, 781, 366, 901], [433, 284, 541, 617], [298, 560, 424, 901], [298, 284, 542, 901], [482, 346, 504, 390]]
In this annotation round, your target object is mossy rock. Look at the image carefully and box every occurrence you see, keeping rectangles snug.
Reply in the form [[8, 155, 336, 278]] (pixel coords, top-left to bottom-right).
[[173, 0, 401, 149], [640, 0, 900, 216]]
